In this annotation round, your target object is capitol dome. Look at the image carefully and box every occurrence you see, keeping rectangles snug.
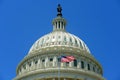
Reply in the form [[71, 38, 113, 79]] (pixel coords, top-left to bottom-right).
[[29, 30, 90, 54], [14, 4, 105, 80]]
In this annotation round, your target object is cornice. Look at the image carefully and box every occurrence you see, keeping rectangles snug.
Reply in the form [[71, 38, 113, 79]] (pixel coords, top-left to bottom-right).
[[14, 68, 104, 80]]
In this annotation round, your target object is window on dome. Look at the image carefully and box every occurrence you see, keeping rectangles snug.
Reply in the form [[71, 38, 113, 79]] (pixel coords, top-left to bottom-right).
[[81, 61, 84, 69], [79, 41, 83, 48], [42, 59, 45, 62], [56, 22, 57, 25], [58, 58, 60, 62], [55, 22, 57, 29], [87, 64, 90, 70], [35, 60, 38, 64], [62, 22, 63, 25], [98, 69, 101, 74], [70, 38, 72, 42], [64, 37, 66, 41], [75, 39, 77, 44], [23, 65, 26, 69], [96, 68, 99, 73], [93, 66, 95, 72], [62, 22, 63, 29], [83, 44, 86, 49], [29, 63, 31, 67], [50, 58, 53, 61], [58, 21, 60, 29], [41, 59, 45, 68], [74, 60, 77, 67]]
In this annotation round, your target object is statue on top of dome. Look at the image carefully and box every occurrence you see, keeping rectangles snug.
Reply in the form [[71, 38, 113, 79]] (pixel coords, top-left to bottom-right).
[[57, 4, 62, 17]]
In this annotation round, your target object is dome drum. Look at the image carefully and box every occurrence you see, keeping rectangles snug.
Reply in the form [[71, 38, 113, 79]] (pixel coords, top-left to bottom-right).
[[16, 50, 103, 80]]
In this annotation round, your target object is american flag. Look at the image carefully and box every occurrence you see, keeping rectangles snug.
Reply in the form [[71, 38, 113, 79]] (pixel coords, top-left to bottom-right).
[[60, 56, 75, 62]]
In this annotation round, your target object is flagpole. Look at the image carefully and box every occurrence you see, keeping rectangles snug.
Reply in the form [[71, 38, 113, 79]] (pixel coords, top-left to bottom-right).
[[58, 60, 60, 80], [58, 54, 60, 80]]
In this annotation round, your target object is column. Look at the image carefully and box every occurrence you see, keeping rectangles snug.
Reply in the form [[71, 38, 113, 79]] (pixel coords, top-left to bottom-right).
[[26, 63, 29, 72], [57, 22, 59, 30], [90, 63, 93, 71], [53, 56, 57, 67], [53, 25, 55, 31], [31, 60, 34, 70], [60, 21, 62, 29], [54, 22, 57, 30], [70, 61, 74, 67], [77, 59, 81, 68], [61, 62, 64, 67], [45, 57, 49, 67], [84, 60, 87, 70], [62, 22, 65, 30], [21, 67, 24, 73], [37, 58, 41, 69]]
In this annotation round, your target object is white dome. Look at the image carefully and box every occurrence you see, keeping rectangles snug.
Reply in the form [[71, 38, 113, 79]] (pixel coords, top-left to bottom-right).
[[29, 31, 90, 54], [28, 15, 91, 54], [14, 5, 104, 80]]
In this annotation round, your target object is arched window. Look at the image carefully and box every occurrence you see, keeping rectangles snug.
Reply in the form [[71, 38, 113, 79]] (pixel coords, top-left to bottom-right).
[[74, 60, 77, 67], [93, 66, 95, 72], [79, 41, 83, 49], [35, 60, 38, 64], [50, 58, 53, 62], [87, 64, 90, 70], [81, 61, 84, 69], [49, 58, 53, 67], [42, 59, 45, 63], [41, 59, 45, 68]]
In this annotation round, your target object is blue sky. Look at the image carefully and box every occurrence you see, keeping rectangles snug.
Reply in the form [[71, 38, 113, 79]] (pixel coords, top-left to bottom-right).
[[0, 0, 120, 80]]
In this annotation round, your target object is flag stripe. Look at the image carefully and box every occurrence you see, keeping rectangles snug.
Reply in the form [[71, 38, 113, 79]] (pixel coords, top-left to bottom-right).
[[61, 58, 70, 62], [60, 56, 75, 62], [66, 56, 75, 61]]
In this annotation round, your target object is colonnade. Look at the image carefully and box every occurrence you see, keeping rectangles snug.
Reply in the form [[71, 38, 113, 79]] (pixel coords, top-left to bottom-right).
[[18, 55, 101, 76]]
